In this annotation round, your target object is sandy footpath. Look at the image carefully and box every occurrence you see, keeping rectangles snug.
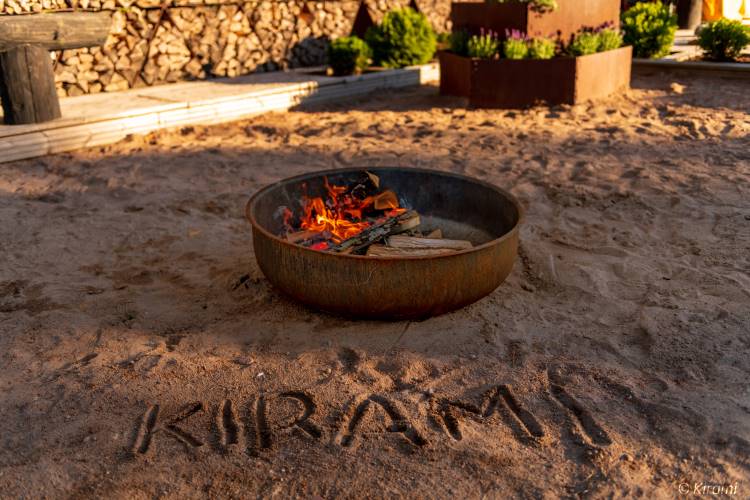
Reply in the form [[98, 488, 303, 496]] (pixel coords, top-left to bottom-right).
[[0, 73, 748, 498]]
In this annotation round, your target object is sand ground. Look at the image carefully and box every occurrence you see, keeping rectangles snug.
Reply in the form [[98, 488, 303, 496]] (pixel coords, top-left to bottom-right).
[[0, 73, 748, 499]]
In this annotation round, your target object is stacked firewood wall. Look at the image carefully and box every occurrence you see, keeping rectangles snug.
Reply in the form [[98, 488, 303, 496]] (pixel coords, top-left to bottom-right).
[[0, 0, 451, 97]]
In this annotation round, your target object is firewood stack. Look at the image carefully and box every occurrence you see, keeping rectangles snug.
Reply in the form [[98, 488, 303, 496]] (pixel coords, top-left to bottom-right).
[[0, 0, 451, 98], [48, 2, 363, 97]]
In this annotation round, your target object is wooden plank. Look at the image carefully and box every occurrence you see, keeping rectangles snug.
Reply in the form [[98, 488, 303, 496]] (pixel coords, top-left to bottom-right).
[[42, 113, 161, 154], [0, 45, 61, 124], [0, 62, 439, 162], [386, 235, 472, 251], [366, 245, 454, 258], [0, 131, 50, 161], [0, 12, 111, 51]]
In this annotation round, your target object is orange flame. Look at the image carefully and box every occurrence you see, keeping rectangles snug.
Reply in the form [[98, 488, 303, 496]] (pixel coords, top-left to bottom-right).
[[296, 177, 404, 243]]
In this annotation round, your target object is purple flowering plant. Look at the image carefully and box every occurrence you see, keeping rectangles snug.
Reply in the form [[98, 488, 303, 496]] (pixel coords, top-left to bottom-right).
[[503, 29, 529, 59], [467, 28, 501, 59]]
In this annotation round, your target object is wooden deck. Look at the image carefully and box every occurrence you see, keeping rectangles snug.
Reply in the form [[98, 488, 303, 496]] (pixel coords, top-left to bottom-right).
[[0, 63, 439, 163]]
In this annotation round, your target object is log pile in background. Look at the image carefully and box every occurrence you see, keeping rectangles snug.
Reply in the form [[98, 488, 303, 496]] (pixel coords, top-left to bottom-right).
[[0, 0, 453, 98]]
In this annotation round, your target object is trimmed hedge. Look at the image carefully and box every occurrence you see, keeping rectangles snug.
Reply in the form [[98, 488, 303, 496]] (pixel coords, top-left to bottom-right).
[[365, 7, 437, 68], [621, 1, 677, 58], [328, 36, 372, 76], [697, 19, 750, 61]]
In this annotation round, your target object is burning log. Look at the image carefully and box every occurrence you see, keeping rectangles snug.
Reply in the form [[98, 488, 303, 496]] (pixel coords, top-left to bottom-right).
[[329, 211, 420, 254], [273, 168, 480, 260], [373, 190, 399, 210], [343, 171, 381, 201], [284, 229, 334, 248], [286, 230, 323, 244], [279, 171, 428, 253], [386, 235, 472, 251]]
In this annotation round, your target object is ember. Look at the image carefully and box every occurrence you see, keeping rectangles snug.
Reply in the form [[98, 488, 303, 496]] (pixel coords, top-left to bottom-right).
[[280, 171, 473, 256]]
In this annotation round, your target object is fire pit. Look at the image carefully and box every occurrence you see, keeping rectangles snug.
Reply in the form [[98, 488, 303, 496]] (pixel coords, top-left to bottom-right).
[[245, 167, 522, 319]]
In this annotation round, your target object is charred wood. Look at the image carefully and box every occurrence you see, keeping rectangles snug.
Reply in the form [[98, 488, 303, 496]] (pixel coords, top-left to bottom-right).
[[329, 211, 420, 254]]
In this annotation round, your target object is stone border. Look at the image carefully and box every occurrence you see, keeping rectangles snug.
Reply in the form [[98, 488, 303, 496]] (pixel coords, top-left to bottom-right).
[[0, 63, 438, 163]]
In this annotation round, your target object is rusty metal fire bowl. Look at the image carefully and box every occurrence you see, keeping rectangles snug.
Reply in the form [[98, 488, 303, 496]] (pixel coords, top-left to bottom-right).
[[245, 167, 523, 320]]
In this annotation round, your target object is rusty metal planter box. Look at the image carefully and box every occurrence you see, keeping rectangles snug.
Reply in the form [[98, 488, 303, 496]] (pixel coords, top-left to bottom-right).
[[439, 46, 632, 108], [438, 50, 472, 97], [451, 0, 621, 43]]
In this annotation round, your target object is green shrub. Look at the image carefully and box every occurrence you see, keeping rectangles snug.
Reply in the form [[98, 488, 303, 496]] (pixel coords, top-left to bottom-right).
[[621, 1, 677, 58], [697, 19, 750, 61], [528, 37, 556, 59], [365, 7, 437, 68], [327, 36, 372, 76], [450, 30, 470, 56], [467, 32, 500, 59], [436, 32, 451, 46], [597, 28, 623, 52], [503, 31, 528, 59], [568, 31, 600, 56]]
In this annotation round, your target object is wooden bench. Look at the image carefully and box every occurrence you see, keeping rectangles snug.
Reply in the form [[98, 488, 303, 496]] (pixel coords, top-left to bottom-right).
[[0, 12, 111, 125]]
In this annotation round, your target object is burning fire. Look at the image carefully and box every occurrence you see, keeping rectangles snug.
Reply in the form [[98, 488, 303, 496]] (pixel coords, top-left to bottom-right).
[[284, 175, 405, 249]]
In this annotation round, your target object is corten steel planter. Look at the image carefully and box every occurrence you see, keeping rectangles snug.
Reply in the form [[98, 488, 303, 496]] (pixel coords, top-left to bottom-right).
[[451, 0, 621, 43], [439, 46, 632, 107], [245, 167, 523, 320], [438, 50, 472, 97]]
